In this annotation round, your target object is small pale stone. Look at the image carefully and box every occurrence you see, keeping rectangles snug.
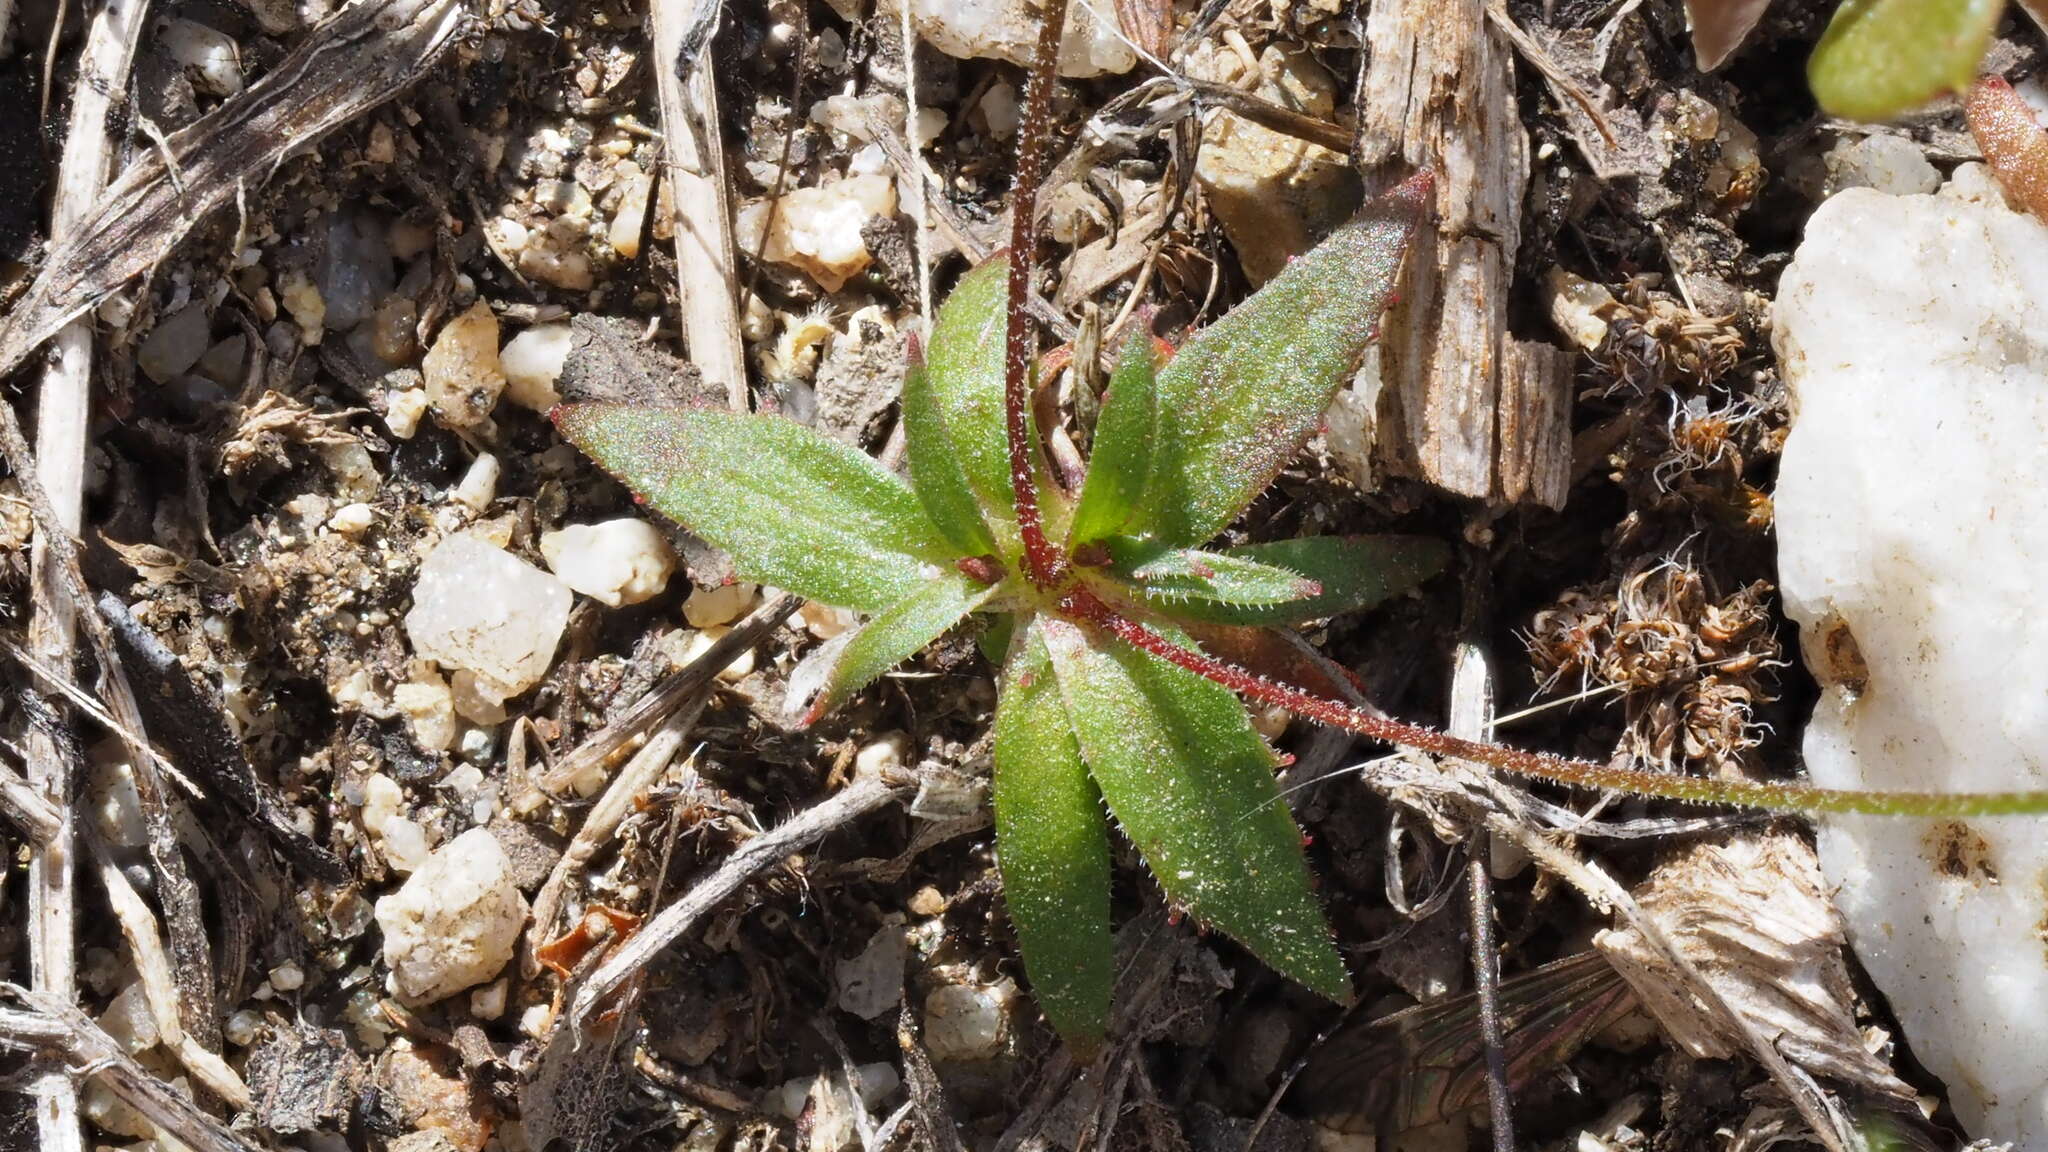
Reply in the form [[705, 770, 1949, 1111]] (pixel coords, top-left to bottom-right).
[[922, 982, 1013, 1061], [380, 816, 432, 874], [799, 600, 858, 639], [677, 626, 754, 682], [375, 828, 528, 1004], [329, 502, 376, 535], [682, 581, 756, 627], [734, 175, 897, 292], [540, 519, 677, 607], [1822, 134, 1940, 198], [450, 453, 500, 515], [406, 534, 572, 699], [279, 269, 326, 345], [836, 924, 907, 1020], [470, 979, 507, 1020], [608, 167, 653, 259], [270, 961, 306, 991], [224, 1009, 262, 1047], [500, 323, 571, 411], [516, 220, 595, 291], [360, 773, 404, 836], [394, 672, 458, 753], [386, 388, 429, 439], [422, 301, 506, 430], [161, 17, 243, 95], [99, 981, 158, 1054], [856, 733, 908, 775]]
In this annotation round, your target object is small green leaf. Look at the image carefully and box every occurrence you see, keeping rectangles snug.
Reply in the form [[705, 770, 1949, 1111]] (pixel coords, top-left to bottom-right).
[[1130, 175, 1429, 547], [1808, 0, 2000, 122], [902, 356, 1000, 557], [554, 404, 955, 613], [1160, 535, 1449, 626], [923, 257, 1018, 519], [1068, 330, 1158, 546], [799, 571, 996, 723], [993, 620, 1115, 1049], [978, 611, 1018, 668], [1102, 537, 1320, 608], [1038, 616, 1350, 1002]]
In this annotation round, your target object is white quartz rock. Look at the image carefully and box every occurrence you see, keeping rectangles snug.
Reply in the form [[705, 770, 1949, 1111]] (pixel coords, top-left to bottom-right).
[[540, 518, 676, 607], [375, 828, 528, 1004], [405, 534, 571, 700], [1773, 174, 2048, 1146], [884, 0, 1134, 77]]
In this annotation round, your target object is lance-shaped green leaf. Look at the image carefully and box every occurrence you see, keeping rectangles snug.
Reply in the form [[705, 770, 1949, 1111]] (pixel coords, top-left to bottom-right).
[[1808, 0, 1999, 122], [798, 570, 997, 724], [1068, 330, 1158, 546], [992, 620, 1114, 1049], [1037, 616, 1350, 1003], [554, 404, 953, 614], [923, 256, 1017, 518], [1129, 174, 1429, 547], [902, 355, 1000, 558], [1159, 535, 1450, 626], [1102, 537, 1320, 609]]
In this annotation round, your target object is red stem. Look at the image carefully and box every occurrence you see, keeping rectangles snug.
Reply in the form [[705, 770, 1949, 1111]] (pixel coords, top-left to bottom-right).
[[1054, 587, 2048, 817], [1001, 0, 1072, 588]]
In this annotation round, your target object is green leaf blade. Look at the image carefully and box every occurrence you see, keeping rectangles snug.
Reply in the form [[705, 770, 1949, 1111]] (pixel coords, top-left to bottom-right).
[[1069, 332, 1159, 546], [902, 358, 1001, 558], [1037, 617, 1350, 1003], [1130, 175, 1429, 547], [800, 571, 997, 724], [554, 404, 955, 613], [993, 619, 1115, 1049], [1808, 0, 2000, 122], [1103, 538, 1320, 609], [922, 256, 1017, 519], [1160, 535, 1449, 626]]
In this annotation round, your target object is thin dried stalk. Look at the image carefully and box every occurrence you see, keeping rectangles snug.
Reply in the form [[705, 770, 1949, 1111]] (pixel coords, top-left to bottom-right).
[[0, 0, 469, 378], [566, 764, 911, 1030], [86, 835, 251, 1109], [651, 0, 747, 408], [526, 697, 708, 977], [25, 0, 151, 1143], [1447, 646, 1515, 1152], [0, 986, 266, 1152]]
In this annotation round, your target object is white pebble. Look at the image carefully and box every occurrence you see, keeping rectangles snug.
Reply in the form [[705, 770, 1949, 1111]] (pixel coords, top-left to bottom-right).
[[360, 773, 404, 836], [269, 962, 305, 992], [159, 17, 242, 96], [98, 981, 158, 1054], [406, 534, 572, 700], [224, 1009, 262, 1047], [394, 672, 458, 753], [733, 175, 897, 292], [423, 301, 506, 430], [385, 388, 428, 440], [923, 982, 1014, 1061], [682, 581, 756, 628], [379, 816, 431, 874], [677, 626, 754, 683], [470, 979, 508, 1020], [328, 502, 376, 535], [500, 323, 572, 411], [375, 828, 529, 1004], [450, 453, 500, 515], [540, 519, 677, 607]]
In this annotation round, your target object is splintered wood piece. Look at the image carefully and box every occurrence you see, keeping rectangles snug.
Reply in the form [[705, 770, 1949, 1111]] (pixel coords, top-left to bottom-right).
[[1355, 0, 1572, 509]]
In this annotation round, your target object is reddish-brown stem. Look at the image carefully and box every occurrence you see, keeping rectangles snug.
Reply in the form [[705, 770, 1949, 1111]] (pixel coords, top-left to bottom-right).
[[1001, 0, 1072, 588], [1055, 587, 2048, 817]]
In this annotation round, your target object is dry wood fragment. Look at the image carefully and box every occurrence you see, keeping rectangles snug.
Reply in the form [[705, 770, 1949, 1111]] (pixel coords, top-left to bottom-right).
[[0, 0, 469, 379], [24, 0, 150, 1146], [0, 986, 268, 1152], [0, 754, 61, 845], [651, 0, 748, 409], [1355, 0, 1572, 508]]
